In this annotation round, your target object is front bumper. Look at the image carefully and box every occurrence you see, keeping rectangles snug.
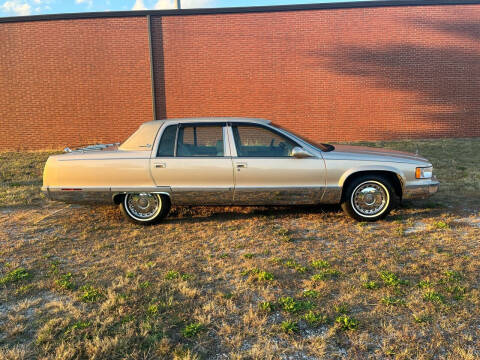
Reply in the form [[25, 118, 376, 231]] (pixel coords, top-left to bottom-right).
[[403, 176, 440, 200]]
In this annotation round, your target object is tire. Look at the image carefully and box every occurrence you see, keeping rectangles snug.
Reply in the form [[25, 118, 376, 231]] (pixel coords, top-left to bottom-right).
[[341, 175, 399, 222], [120, 193, 170, 225]]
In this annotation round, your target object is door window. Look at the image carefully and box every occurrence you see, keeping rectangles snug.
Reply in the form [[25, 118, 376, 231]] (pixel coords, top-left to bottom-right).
[[177, 125, 224, 157], [232, 124, 298, 157]]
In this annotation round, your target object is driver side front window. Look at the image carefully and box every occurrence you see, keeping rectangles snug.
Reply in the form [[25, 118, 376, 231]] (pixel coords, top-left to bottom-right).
[[232, 124, 298, 157]]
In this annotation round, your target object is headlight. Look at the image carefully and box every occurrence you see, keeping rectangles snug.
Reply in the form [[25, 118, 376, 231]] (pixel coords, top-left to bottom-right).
[[415, 166, 433, 179]]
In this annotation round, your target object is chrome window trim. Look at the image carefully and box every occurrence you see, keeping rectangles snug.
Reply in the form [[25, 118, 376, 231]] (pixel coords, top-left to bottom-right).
[[225, 126, 237, 157], [223, 126, 232, 157], [153, 122, 230, 159], [152, 120, 322, 159]]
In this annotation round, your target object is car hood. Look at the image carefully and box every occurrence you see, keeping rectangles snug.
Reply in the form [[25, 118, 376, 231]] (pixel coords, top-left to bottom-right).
[[328, 145, 430, 164]]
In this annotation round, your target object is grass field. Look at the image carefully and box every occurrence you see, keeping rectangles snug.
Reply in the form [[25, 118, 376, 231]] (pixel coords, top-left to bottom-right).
[[0, 138, 479, 360]]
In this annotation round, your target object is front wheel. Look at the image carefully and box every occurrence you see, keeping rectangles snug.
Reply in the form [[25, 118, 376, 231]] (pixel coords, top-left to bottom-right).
[[120, 193, 170, 225], [341, 175, 398, 222]]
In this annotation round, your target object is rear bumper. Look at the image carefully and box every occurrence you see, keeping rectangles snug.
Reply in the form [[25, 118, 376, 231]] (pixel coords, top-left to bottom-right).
[[403, 177, 439, 200]]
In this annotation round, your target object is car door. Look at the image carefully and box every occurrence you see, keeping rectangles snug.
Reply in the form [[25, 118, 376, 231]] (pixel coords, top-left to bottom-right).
[[230, 123, 326, 205], [150, 122, 234, 205]]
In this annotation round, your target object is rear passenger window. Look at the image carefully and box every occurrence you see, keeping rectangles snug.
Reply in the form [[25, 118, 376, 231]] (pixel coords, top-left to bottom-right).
[[177, 125, 224, 157], [157, 125, 177, 157]]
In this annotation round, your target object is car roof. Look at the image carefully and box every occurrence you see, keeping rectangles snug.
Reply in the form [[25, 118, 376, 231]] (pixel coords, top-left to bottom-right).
[[142, 117, 271, 126]]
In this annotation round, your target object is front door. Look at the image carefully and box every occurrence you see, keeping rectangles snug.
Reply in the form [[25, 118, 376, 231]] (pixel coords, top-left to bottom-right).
[[230, 123, 326, 205], [150, 122, 234, 205]]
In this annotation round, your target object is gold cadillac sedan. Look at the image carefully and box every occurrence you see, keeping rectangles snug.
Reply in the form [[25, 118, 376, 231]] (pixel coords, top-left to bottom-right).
[[42, 118, 439, 224]]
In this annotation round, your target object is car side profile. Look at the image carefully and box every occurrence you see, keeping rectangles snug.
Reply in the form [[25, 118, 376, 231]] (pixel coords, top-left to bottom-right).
[[42, 118, 439, 224]]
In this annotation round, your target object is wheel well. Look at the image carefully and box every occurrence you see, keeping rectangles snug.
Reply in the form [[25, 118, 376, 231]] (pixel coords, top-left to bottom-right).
[[112, 192, 172, 205], [341, 171, 403, 201], [113, 193, 125, 205]]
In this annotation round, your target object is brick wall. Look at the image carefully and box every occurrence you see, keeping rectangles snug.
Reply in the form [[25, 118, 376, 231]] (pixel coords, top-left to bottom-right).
[[1, 4, 480, 150], [155, 5, 480, 144], [0, 17, 152, 150]]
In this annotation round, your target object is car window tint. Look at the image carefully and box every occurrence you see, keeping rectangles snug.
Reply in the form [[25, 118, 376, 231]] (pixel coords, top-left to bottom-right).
[[157, 125, 177, 157], [177, 125, 224, 157], [233, 125, 297, 157]]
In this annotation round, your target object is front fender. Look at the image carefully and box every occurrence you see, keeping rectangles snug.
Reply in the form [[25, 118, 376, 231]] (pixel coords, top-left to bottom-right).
[[338, 165, 406, 190]]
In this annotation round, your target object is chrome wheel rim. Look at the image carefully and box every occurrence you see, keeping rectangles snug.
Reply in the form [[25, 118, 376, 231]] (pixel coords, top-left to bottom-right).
[[351, 181, 389, 218], [125, 193, 161, 221]]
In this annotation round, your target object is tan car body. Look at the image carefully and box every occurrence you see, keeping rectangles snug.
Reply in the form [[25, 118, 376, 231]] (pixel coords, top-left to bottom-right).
[[42, 118, 439, 206]]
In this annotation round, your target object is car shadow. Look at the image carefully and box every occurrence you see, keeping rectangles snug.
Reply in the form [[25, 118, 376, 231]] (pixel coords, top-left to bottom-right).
[[161, 204, 343, 225]]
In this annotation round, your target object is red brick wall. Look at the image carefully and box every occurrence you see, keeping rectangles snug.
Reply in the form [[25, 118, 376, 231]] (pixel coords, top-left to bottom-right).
[[156, 5, 480, 143], [1, 5, 480, 150], [0, 17, 152, 150]]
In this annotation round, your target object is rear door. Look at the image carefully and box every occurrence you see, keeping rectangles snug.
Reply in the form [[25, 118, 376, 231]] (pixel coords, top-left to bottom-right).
[[230, 123, 326, 205], [150, 122, 234, 205]]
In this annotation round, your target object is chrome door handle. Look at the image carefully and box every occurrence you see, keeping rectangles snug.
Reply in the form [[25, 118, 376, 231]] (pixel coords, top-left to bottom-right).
[[155, 163, 166, 168], [235, 162, 247, 169]]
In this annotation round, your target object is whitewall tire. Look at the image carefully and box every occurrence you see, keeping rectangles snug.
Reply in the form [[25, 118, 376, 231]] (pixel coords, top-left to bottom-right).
[[341, 175, 398, 222], [120, 193, 170, 225]]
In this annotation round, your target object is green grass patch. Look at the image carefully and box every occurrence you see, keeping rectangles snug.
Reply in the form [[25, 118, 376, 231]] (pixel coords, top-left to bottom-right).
[[182, 322, 204, 338], [0, 267, 31, 285], [335, 314, 359, 331], [278, 296, 315, 313], [79, 285, 104, 303], [304, 310, 329, 326], [280, 320, 298, 334]]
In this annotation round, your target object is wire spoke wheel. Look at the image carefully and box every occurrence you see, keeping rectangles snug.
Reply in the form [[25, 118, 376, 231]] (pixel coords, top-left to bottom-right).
[[351, 181, 390, 218], [124, 193, 162, 221]]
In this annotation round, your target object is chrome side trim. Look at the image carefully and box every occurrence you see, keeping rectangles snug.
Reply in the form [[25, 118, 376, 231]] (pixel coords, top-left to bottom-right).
[[45, 186, 173, 204], [57, 157, 151, 162], [43, 185, 343, 206], [171, 186, 233, 205], [233, 186, 325, 205], [321, 186, 343, 204], [47, 189, 112, 204], [47, 186, 109, 192], [111, 186, 171, 193]]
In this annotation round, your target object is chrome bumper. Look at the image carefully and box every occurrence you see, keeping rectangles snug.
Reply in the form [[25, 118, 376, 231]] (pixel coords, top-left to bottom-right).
[[403, 177, 439, 200]]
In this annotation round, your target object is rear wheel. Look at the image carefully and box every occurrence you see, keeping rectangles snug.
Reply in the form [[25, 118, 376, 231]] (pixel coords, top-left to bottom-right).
[[341, 175, 398, 221], [120, 193, 170, 225]]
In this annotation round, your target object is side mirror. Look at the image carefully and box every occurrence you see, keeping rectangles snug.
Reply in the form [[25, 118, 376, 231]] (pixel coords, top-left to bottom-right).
[[291, 146, 312, 158]]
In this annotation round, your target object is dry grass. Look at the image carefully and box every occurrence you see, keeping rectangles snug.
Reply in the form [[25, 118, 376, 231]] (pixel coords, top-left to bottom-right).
[[0, 138, 479, 359]]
